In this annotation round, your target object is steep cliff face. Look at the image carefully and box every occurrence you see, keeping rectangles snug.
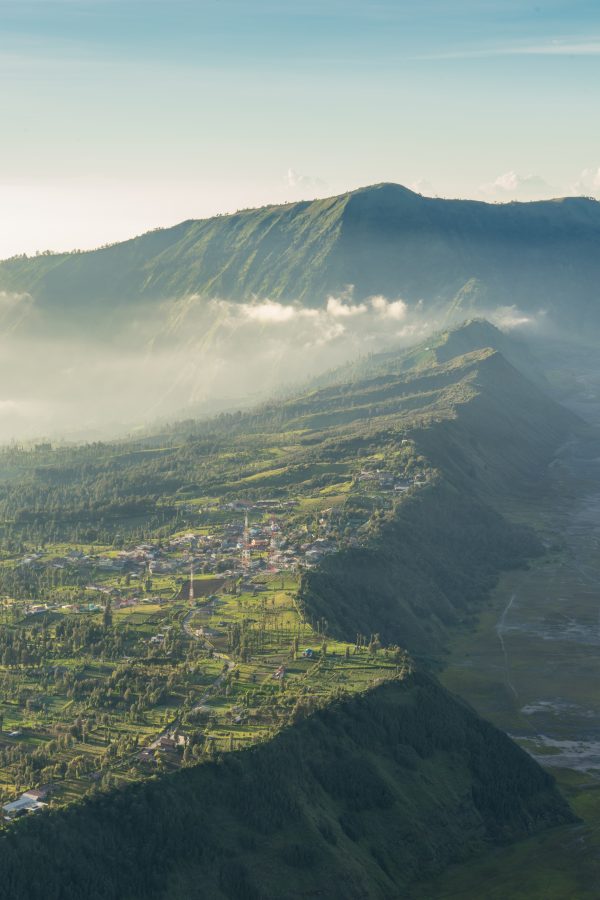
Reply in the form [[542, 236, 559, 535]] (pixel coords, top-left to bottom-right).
[[411, 349, 579, 496], [299, 479, 542, 659], [0, 676, 573, 900], [299, 347, 578, 659]]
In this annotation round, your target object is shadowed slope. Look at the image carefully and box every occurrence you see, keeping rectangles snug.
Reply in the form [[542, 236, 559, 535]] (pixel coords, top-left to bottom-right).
[[0, 676, 573, 900]]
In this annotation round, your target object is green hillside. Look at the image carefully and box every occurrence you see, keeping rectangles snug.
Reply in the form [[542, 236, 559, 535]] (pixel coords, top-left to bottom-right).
[[1, 184, 600, 334], [297, 343, 578, 658], [0, 323, 581, 897], [0, 330, 577, 663], [0, 675, 573, 900]]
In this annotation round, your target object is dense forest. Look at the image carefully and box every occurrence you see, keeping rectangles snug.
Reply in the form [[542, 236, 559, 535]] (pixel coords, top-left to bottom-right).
[[0, 675, 573, 900]]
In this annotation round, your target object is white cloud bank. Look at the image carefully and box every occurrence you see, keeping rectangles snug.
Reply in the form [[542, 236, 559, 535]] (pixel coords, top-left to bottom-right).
[[477, 165, 600, 203], [285, 168, 328, 194], [479, 171, 553, 200], [572, 167, 600, 196], [0, 289, 550, 443]]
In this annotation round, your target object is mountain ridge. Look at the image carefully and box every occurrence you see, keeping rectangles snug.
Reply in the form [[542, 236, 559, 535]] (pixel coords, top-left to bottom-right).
[[2, 183, 600, 336], [0, 321, 581, 897], [0, 675, 574, 900]]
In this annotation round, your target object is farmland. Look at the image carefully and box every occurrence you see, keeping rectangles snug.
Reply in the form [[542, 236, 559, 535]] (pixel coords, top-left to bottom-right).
[[0, 568, 407, 813]]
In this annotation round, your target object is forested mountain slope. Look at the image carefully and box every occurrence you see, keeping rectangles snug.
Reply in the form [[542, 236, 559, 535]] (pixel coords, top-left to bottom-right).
[[1, 184, 600, 334], [0, 340, 575, 544], [0, 323, 582, 898], [0, 676, 573, 900], [0, 332, 578, 665], [299, 479, 541, 659]]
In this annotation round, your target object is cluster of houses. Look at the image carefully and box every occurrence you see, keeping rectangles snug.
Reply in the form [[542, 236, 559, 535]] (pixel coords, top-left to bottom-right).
[[138, 730, 187, 766], [2, 785, 51, 820], [15, 462, 428, 603]]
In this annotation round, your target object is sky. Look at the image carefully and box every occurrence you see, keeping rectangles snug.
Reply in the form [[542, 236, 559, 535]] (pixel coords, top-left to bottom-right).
[[1, 0, 600, 258]]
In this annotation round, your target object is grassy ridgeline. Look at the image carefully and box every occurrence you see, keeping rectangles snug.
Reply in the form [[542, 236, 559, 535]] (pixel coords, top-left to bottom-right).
[[0, 327, 581, 897], [0, 675, 573, 900]]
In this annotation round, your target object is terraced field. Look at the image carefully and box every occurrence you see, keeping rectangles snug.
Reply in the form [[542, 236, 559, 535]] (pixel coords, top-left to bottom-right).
[[0, 571, 407, 813]]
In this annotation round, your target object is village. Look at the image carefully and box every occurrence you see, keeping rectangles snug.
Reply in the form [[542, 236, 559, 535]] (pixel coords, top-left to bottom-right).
[[13, 455, 429, 621], [0, 566, 410, 821], [0, 456, 421, 820]]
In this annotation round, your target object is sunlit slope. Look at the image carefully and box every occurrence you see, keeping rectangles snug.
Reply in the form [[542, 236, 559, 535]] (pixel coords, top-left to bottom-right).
[[0, 328, 578, 663], [1, 184, 600, 332], [0, 193, 350, 310]]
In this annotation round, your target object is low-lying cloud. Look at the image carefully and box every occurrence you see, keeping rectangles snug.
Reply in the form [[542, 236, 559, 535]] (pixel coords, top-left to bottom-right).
[[0, 289, 553, 443], [475, 165, 600, 202], [488, 304, 546, 331], [0, 290, 432, 441]]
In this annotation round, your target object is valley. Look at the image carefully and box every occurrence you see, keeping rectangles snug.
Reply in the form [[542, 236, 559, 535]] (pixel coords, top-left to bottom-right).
[[417, 360, 600, 898]]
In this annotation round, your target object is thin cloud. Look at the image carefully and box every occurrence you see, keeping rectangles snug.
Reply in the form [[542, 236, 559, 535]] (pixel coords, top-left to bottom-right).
[[479, 171, 553, 200], [285, 168, 328, 193], [410, 178, 435, 196], [489, 305, 547, 331], [415, 38, 600, 60], [572, 167, 600, 197]]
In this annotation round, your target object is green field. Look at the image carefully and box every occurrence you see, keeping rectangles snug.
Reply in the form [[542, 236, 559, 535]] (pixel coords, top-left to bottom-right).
[[0, 571, 408, 813]]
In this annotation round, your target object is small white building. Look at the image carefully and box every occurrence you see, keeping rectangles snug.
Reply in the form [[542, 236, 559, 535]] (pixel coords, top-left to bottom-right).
[[2, 794, 46, 819]]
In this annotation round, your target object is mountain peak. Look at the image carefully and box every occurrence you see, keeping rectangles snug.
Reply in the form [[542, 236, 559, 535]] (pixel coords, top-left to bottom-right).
[[2, 185, 600, 336], [349, 182, 421, 198]]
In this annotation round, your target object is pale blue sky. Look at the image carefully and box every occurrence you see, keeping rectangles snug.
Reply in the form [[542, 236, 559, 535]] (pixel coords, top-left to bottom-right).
[[1, 0, 599, 256]]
